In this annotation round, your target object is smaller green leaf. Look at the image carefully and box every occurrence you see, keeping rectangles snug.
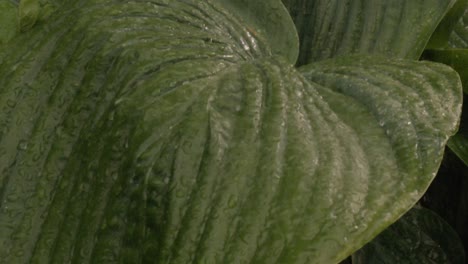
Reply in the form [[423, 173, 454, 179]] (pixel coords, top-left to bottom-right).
[[18, 0, 39, 32], [281, 0, 456, 64], [448, 133, 468, 166], [448, 4, 468, 48], [0, 0, 18, 44], [422, 49, 468, 166], [352, 207, 466, 264], [448, 92, 468, 166], [423, 49, 468, 94], [426, 0, 468, 49]]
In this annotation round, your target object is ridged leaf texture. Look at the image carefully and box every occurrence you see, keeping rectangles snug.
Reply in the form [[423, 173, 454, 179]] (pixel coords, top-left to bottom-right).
[[0, 0, 463, 263], [281, 0, 456, 64], [449, 4, 468, 48]]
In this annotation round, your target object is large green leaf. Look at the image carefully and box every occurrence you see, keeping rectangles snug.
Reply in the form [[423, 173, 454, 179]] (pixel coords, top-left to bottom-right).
[[0, 0, 462, 263], [352, 207, 466, 264], [281, 0, 456, 65]]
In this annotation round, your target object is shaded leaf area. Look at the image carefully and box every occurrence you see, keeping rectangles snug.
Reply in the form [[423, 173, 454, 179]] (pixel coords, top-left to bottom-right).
[[422, 148, 468, 259], [448, 134, 468, 167], [449, 5, 468, 47], [0, 1, 462, 264], [352, 207, 465, 264], [426, 0, 468, 49], [281, 0, 456, 65], [448, 94, 468, 166]]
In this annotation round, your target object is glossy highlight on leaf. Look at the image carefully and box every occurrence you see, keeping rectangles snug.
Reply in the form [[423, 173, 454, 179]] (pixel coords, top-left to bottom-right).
[[217, 0, 299, 63]]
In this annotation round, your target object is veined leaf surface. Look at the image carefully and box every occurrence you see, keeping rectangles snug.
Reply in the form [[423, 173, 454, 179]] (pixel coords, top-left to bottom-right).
[[281, 0, 456, 64], [448, 4, 468, 47], [0, 0, 462, 263]]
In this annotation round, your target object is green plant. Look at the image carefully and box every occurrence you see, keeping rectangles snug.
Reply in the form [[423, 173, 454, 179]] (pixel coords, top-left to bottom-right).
[[0, 0, 466, 263]]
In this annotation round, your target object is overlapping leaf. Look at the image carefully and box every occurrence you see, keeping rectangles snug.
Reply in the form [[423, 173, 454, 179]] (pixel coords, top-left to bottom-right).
[[424, 6, 468, 166], [448, 3, 468, 48], [0, 0, 463, 263], [282, 0, 456, 64], [426, 0, 468, 49], [352, 207, 465, 264]]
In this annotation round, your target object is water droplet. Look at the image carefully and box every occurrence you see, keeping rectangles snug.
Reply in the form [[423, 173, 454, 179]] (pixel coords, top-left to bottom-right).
[[296, 90, 303, 98], [108, 111, 115, 121], [175, 189, 185, 198], [227, 196, 237, 208], [6, 99, 16, 107], [17, 140, 28, 150]]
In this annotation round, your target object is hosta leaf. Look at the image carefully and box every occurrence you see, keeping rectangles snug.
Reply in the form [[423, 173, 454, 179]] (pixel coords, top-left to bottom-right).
[[426, 0, 468, 49], [352, 207, 466, 264], [422, 49, 468, 165], [448, 133, 468, 167], [0, 1, 462, 264], [449, 95, 468, 167], [298, 56, 462, 261], [281, 0, 456, 65], [423, 49, 468, 93], [448, 4, 468, 47]]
